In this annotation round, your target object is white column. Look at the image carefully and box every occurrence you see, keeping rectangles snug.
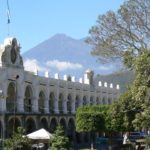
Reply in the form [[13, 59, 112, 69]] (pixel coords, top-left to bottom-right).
[[71, 93, 76, 114], [0, 98, 6, 112], [32, 96, 38, 112], [79, 92, 83, 107], [54, 99, 59, 114], [17, 96, 24, 112], [1, 82, 7, 112], [16, 82, 24, 112], [63, 100, 67, 114], [87, 93, 90, 105], [63, 93, 67, 114], [32, 78, 39, 113], [93, 94, 96, 105], [54, 89, 59, 114], [44, 97, 49, 113]]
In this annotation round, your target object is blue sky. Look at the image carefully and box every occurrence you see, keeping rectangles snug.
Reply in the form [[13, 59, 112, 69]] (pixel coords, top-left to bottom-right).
[[0, 0, 124, 54]]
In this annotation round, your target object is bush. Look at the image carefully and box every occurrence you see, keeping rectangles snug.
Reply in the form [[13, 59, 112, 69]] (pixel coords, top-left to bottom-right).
[[4, 127, 31, 150]]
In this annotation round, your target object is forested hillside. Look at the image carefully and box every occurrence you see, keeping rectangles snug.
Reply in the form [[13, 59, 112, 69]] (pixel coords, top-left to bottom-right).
[[95, 70, 134, 93]]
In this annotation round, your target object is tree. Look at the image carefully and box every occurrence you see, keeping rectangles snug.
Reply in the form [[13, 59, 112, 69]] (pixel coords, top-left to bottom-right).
[[4, 127, 31, 150], [76, 106, 105, 132], [76, 105, 108, 150], [51, 126, 72, 150], [130, 50, 150, 130], [111, 90, 137, 132], [86, 0, 150, 64], [111, 50, 150, 131]]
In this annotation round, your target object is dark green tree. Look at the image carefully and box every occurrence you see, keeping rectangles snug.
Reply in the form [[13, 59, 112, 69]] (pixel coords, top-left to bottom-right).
[[86, 0, 150, 132], [51, 126, 72, 150], [76, 106, 105, 132], [111, 50, 150, 131], [76, 105, 108, 149], [111, 90, 137, 132], [4, 127, 31, 150], [86, 0, 150, 64], [130, 50, 150, 130]]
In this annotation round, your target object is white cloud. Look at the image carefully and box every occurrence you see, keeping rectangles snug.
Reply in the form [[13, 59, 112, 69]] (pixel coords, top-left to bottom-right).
[[98, 65, 111, 71], [24, 59, 48, 72], [46, 59, 83, 71]]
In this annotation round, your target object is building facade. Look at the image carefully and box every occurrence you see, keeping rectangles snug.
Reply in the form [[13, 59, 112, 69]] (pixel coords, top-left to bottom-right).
[[0, 37, 120, 142]]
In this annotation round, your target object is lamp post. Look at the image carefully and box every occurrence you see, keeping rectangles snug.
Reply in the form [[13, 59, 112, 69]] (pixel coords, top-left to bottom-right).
[[13, 75, 19, 134]]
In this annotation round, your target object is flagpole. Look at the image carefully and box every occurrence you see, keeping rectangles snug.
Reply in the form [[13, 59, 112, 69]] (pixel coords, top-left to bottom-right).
[[6, 0, 11, 36]]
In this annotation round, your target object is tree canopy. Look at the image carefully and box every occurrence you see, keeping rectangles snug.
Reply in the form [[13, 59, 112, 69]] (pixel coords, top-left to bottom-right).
[[76, 105, 111, 133], [86, 0, 150, 63], [111, 50, 150, 131], [51, 126, 72, 150], [4, 127, 31, 150]]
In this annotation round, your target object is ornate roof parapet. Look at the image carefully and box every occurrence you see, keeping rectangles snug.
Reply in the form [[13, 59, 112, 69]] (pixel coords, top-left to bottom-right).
[[97, 80, 119, 90], [98, 81, 102, 86], [84, 69, 94, 85], [0, 37, 23, 68], [79, 78, 83, 83], [63, 75, 67, 81], [116, 84, 120, 89], [110, 83, 113, 88], [54, 73, 59, 79], [44, 71, 49, 78], [71, 76, 75, 82], [104, 82, 107, 87]]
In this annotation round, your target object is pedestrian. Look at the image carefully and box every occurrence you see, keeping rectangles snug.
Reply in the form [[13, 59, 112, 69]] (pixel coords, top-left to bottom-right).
[[123, 132, 128, 144]]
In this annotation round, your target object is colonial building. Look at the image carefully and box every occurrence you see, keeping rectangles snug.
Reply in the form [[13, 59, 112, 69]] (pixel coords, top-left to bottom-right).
[[0, 37, 120, 143]]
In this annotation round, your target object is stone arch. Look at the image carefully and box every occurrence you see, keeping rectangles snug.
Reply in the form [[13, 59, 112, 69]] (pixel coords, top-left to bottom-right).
[[59, 118, 67, 133], [102, 97, 106, 104], [50, 118, 58, 133], [67, 94, 72, 114], [90, 96, 94, 105], [96, 97, 100, 104], [58, 93, 64, 113], [75, 95, 80, 110], [67, 118, 75, 141], [24, 85, 33, 112], [7, 117, 21, 137], [40, 117, 48, 130], [49, 92, 55, 114], [39, 91, 45, 113], [6, 82, 16, 112], [83, 96, 87, 106], [108, 98, 111, 104], [26, 117, 36, 134]]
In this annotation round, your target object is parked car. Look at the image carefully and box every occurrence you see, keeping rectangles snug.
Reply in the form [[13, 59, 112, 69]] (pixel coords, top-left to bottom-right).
[[128, 132, 147, 142]]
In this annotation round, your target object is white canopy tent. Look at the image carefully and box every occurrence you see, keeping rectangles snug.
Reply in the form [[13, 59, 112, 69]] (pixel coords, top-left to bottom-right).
[[26, 128, 53, 142]]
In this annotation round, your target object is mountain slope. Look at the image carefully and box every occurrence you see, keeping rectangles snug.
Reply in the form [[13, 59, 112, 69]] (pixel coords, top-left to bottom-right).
[[95, 70, 134, 93], [23, 33, 121, 78]]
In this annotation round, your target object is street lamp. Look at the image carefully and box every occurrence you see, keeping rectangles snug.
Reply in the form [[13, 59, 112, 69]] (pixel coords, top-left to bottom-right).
[[13, 75, 19, 134]]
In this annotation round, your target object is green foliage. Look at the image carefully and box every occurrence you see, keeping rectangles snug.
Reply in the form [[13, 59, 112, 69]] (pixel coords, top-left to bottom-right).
[[76, 105, 110, 133], [145, 136, 150, 148], [86, 0, 150, 132], [111, 90, 136, 132], [111, 50, 150, 131], [130, 50, 150, 129], [51, 126, 72, 150], [4, 127, 31, 150]]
